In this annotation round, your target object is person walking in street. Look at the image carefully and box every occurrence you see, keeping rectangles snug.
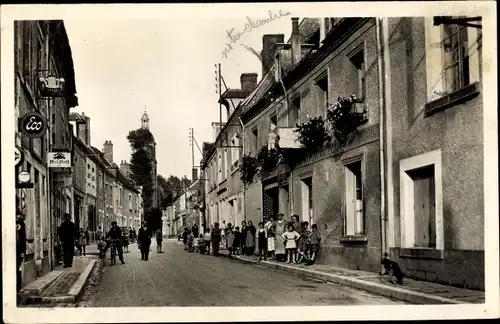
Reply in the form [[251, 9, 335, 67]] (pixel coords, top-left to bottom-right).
[[16, 209, 26, 292], [182, 227, 189, 250], [186, 230, 195, 252], [203, 228, 211, 254], [257, 222, 268, 261], [192, 223, 199, 239], [156, 229, 163, 253], [274, 213, 286, 262], [105, 221, 125, 264], [138, 223, 152, 261], [282, 224, 300, 264], [265, 216, 276, 260], [211, 222, 222, 256], [59, 213, 77, 268], [78, 228, 87, 256], [244, 221, 256, 256], [225, 223, 234, 256], [198, 234, 205, 254]]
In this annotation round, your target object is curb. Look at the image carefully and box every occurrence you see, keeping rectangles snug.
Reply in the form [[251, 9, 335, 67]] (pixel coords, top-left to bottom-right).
[[68, 259, 97, 302], [226, 254, 465, 305], [24, 259, 98, 306], [18, 270, 64, 304]]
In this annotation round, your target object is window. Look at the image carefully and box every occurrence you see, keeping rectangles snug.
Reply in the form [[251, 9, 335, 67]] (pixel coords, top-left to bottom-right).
[[344, 160, 363, 236], [301, 177, 313, 225], [252, 127, 259, 153], [348, 47, 366, 100], [289, 96, 301, 127], [316, 73, 329, 115], [442, 23, 470, 93]]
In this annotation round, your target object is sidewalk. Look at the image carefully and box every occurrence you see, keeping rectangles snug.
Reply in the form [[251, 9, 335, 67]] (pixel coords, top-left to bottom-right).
[[218, 250, 485, 305], [18, 252, 98, 306]]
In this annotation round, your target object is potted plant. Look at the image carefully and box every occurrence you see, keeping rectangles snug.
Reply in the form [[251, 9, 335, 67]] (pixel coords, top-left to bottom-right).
[[326, 94, 368, 145], [293, 115, 330, 155], [239, 154, 258, 186]]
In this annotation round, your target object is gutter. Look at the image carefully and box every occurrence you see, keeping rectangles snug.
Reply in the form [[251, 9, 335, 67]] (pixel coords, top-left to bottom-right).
[[376, 18, 388, 269]]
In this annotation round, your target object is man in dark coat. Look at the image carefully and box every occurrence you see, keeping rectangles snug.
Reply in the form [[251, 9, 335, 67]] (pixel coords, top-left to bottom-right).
[[59, 213, 77, 268], [138, 223, 152, 261], [192, 223, 199, 239], [16, 209, 26, 292], [105, 221, 125, 264], [211, 222, 222, 257]]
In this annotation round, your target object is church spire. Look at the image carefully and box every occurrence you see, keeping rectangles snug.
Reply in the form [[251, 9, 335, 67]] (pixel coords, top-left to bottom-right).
[[141, 106, 149, 130]]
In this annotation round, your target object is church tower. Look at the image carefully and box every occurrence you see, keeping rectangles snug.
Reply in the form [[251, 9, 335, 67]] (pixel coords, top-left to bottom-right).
[[141, 111, 150, 130], [138, 109, 158, 211]]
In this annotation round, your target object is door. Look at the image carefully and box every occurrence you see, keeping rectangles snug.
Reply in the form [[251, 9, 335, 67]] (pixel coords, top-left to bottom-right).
[[412, 166, 436, 247]]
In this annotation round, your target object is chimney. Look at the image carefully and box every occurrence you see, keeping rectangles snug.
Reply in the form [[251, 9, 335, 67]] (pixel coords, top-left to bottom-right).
[[261, 34, 284, 78], [120, 160, 130, 178], [240, 73, 258, 92], [103, 140, 113, 165], [291, 17, 302, 66], [192, 168, 198, 182]]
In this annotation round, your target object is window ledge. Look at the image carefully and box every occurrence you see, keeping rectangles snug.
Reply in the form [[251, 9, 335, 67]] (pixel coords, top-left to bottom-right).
[[424, 82, 480, 118], [399, 247, 444, 260], [340, 235, 368, 243]]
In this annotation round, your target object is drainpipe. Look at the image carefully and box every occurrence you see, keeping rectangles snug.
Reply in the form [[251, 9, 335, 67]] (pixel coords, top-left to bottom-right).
[[238, 116, 246, 222], [376, 18, 387, 271]]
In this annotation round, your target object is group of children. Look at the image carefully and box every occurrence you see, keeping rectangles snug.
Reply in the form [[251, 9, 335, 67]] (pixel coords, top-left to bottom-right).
[[182, 228, 213, 254], [280, 221, 322, 265], [180, 216, 323, 266]]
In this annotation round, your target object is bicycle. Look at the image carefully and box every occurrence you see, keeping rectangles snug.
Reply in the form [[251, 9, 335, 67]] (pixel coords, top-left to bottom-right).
[[107, 239, 121, 266]]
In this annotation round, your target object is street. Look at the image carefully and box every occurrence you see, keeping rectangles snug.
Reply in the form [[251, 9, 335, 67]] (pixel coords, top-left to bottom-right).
[[87, 239, 405, 307]]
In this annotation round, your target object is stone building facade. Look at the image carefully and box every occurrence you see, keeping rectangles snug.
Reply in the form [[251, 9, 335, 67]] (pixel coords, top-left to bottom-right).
[[202, 74, 257, 229], [14, 20, 79, 284], [384, 17, 484, 290]]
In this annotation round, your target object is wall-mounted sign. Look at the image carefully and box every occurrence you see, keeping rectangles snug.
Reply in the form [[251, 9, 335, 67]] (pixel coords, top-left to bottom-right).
[[48, 152, 72, 168], [15, 147, 24, 167], [18, 171, 31, 183], [19, 112, 47, 139], [39, 76, 65, 97]]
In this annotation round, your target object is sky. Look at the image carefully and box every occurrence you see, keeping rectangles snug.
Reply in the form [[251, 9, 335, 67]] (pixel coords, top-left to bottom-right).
[[64, 13, 292, 180]]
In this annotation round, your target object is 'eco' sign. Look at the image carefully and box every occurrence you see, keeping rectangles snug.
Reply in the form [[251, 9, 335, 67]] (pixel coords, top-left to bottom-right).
[[19, 112, 47, 138]]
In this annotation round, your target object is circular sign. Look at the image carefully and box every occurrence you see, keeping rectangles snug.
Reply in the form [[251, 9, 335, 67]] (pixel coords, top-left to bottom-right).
[[15, 147, 25, 167], [18, 171, 31, 183], [20, 112, 47, 138]]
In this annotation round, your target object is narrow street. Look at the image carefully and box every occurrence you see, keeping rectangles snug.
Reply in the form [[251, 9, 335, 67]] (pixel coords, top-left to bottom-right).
[[87, 239, 405, 307]]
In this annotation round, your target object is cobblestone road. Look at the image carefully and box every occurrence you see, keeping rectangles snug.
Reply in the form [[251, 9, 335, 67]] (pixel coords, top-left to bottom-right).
[[87, 240, 406, 307]]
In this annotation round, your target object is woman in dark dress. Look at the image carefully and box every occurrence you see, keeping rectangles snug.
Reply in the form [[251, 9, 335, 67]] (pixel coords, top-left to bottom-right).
[[245, 221, 257, 256]]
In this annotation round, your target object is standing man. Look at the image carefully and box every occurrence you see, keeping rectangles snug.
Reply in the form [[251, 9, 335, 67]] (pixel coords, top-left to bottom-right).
[[138, 223, 152, 260], [192, 223, 199, 239], [59, 213, 77, 268], [16, 209, 26, 292], [211, 222, 222, 256], [265, 215, 276, 260]]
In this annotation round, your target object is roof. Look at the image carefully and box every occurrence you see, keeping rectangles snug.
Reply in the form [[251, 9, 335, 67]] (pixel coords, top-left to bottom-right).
[[52, 21, 78, 108]]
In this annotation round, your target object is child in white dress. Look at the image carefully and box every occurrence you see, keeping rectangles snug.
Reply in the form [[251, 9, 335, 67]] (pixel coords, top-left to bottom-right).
[[281, 224, 300, 263]]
